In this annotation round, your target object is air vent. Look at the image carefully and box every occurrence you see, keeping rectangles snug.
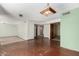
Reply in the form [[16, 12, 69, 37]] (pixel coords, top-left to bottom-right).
[[62, 11, 70, 16], [19, 14, 23, 17]]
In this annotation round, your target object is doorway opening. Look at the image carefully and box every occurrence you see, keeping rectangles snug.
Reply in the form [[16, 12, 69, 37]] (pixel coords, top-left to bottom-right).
[[34, 24, 44, 39], [50, 22, 60, 41]]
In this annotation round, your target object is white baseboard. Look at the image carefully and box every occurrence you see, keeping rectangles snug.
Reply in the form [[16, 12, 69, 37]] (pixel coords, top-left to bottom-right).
[[0, 36, 18, 38], [61, 46, 79, 52]]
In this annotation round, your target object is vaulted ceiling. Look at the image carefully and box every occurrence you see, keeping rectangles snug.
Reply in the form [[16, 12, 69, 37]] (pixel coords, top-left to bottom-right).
[[0, 3, 79, 22]]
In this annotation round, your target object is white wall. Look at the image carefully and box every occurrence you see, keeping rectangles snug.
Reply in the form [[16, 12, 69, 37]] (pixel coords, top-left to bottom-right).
[[40, 18, 60, 24], [0, 15, 18, 24], [43, 24, 50, 39], [0, 14, 18, 37], [17, 20, 35, 40], [17, 21, 28, 40], [0, 23, 17, 37], [0, 14, 35, 40], [28, 21, 34, 39]]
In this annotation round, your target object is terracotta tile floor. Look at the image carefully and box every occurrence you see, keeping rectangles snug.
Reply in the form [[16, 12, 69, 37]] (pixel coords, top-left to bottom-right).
[[0, 38, 79, 56]]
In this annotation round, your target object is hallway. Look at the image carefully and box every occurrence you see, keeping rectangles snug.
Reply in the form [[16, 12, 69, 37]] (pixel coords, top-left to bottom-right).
[[0, 38, 79, 56]]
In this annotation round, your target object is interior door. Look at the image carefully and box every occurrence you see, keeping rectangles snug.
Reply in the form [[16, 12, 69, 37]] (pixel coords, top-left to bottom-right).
[[50, 22, 60, 39], [34, 24, 44, 39], [50, 24, 56, 39]]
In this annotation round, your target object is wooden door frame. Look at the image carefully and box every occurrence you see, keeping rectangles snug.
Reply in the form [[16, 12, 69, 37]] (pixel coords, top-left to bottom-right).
[[34, 24, 44, 39], [50, 22, 60, 40]]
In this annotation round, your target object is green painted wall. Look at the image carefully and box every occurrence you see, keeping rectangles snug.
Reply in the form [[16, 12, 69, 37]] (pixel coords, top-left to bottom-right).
[[61, 8, 79, 51]]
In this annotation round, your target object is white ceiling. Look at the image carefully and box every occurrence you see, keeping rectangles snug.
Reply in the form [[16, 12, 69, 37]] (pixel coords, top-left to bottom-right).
[[1, 3, 79, 22]]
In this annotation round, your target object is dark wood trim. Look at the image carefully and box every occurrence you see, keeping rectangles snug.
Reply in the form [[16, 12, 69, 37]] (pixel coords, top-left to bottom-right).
[[34, 24, 44, 39], [50, 22, 60, 40]]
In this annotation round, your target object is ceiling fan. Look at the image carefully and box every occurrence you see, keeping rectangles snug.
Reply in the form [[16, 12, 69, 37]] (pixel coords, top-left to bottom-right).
[[40, 3, 56, 16]]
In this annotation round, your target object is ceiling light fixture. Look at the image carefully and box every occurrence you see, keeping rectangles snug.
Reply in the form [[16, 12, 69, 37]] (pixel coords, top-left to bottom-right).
[[40, 3, 56, 16]]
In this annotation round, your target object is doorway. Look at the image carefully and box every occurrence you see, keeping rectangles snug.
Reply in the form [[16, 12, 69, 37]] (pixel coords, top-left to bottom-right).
[[34, 24, 44, 39], [50, 22, 60, 41]]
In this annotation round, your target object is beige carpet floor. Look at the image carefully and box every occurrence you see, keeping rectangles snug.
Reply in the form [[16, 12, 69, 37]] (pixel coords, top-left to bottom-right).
[[0, 36, 25, 45]]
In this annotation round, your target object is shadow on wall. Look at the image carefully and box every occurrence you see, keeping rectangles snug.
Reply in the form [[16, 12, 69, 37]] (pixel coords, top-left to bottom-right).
[[0, 5, 14, 17]]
